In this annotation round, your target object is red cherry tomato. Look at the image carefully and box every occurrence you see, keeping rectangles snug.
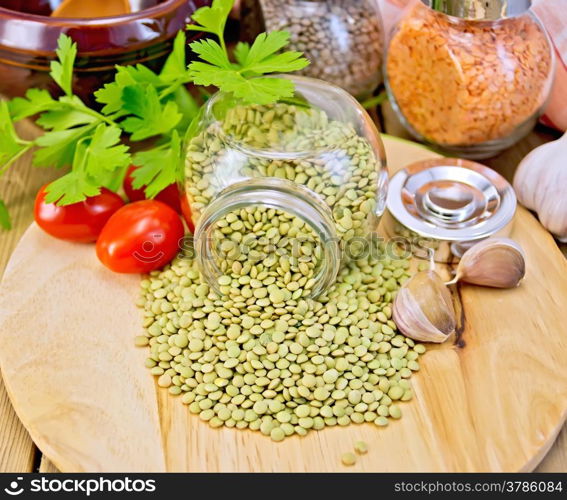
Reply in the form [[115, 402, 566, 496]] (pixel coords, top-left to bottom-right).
[[96, 200, 185, 274], [180, 193, 196, 234], [34, 184, 124, 243], [123, 165, 183, 213]]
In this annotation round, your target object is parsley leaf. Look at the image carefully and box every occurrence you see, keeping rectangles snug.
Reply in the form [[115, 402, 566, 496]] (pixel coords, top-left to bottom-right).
[[0, 200, 11, 230], [172, 85, 201, 131], [234, 42, 251, 66], [33, 125, 95, 168], [95, 65, 162, 115], [131, 131, 181, 199], [189, 25, 309, 104], [190, 38, 233, 69], [160, 31, 190, 83], [83, 124, 130, 176], [1, 103, 31, 229], [0, 101, 28, 165], [239, 32, 307, 73], [228, 75, 296, 105], [43, 124, 131, 205], [187, 62, 232, 87], [121, 85, 182, 140], [44, 170, 101, 205], [9, 88, 57, 121], [50, 34, 77, 96], [93, 82, 123, 116], [186, 0, 232, 40], [35, 97, 98, 131], [243, 49, 309, 75]]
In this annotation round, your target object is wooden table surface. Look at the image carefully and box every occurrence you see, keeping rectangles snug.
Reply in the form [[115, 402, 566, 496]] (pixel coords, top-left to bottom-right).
[[0, 107, 565, 473]]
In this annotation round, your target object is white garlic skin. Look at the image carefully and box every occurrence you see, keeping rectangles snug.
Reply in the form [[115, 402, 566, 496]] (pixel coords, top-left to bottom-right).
[[453, 237, 526, 288], [513, 132, 567, 242], [393, 270, 456, 344]]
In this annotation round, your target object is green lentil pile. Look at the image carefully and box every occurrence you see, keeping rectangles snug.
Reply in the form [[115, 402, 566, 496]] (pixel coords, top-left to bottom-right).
[[137, 226, 424, 441], [137, 99, 424, 441], [185, 102, 382, 245]]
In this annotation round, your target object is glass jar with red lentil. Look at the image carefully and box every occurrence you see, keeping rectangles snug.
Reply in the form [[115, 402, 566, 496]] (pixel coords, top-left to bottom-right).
[[384, 0, 555, 159]]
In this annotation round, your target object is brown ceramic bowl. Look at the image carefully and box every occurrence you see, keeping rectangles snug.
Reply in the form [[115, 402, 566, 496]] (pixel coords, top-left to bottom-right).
[[0, 0, 210, 104]]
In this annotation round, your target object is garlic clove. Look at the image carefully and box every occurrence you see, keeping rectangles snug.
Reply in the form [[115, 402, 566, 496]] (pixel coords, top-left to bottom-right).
[[538, 188, 567, 243], [513, 132, 567, 241], [451, 237, 526, 288], [393, 270, 456, 343]]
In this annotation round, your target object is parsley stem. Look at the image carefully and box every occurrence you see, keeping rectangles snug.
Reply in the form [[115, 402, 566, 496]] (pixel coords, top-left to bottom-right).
[[0, 143, 34, 178], [159, 81, 187, 100], [360, 91, 388, 110], [65, 100, 116, 127], [79, 106, 116, 127], [220, 38, 228, 60]]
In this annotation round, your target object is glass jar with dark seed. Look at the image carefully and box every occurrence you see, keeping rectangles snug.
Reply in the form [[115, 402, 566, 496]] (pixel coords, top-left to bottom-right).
[[240, 0, 384, 98]]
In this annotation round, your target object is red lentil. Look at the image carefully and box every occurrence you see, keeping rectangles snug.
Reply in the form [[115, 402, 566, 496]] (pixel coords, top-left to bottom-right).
[[386, 1, 553, 146]]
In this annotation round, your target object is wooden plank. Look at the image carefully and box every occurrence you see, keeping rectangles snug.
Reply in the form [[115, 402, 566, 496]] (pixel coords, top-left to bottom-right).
[[0, 386, 35, 473]]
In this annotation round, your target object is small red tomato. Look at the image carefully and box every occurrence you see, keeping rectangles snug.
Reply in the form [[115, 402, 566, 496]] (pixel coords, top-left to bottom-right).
[[123, 165, 182, 213], [96, 200, 185, 274], [34, 184, 124, 243]]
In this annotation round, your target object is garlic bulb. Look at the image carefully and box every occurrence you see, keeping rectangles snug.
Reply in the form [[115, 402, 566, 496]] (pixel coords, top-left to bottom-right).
[[448, 238, 526, 288], [393, 270, 456, 343], [513, 132, 567, 242]]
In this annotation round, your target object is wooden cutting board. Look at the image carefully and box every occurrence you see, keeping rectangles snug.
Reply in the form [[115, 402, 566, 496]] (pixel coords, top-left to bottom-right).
[[1, 136, 566, 472]]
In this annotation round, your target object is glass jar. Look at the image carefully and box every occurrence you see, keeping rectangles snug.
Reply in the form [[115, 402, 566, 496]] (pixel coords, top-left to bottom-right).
[[182, 76, 388, 297], [240, 0, 384, 98], [384, 0, 555, 158]]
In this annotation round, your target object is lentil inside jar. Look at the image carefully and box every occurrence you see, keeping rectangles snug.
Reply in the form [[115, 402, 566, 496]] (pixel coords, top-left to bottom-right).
[[242, 0, 384, 97], [184, 99, 385, 249], [385, 1, 553, 147]]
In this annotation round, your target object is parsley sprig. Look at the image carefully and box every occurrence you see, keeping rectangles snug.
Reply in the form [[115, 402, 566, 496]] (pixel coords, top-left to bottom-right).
[[0, 0, 308, 230], [187, 0, 309, 104], [1, 30, 195, 218]]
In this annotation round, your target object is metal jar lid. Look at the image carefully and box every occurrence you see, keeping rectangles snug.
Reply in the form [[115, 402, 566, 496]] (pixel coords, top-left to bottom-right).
[[383, 158, 517, 262], [421, 0, 532, 21]]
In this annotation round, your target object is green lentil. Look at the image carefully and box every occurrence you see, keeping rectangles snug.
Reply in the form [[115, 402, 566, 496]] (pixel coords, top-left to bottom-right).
[[270, 427, 286, 442], [137, 104, 425, 441], [354, 441, 368, 455], [374, 416, 389, 426], [341, 452, 357, 466], [389, 404, 402, 419]]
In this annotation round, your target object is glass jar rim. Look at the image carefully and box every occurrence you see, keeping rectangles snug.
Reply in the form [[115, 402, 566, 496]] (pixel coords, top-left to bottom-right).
[[194, 177, 341, 299]]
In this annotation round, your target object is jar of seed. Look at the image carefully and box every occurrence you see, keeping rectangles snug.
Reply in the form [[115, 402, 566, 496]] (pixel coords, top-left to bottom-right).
[[182, 76, 388, 298], [240, 0, 384, 98], [385, 0, 554, 159]]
